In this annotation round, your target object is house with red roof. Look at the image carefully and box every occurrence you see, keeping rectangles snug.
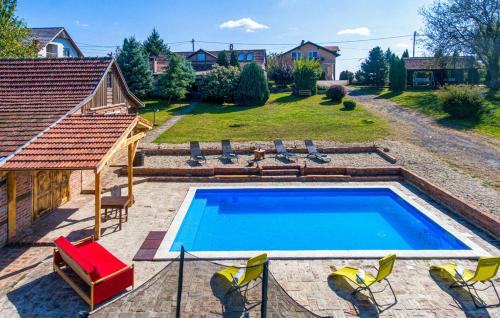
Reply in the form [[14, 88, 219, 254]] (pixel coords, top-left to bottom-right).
[[0, 57, 152, 246]]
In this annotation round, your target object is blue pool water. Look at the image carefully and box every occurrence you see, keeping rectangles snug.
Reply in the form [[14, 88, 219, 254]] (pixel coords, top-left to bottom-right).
[[170, 188, 470, 252]]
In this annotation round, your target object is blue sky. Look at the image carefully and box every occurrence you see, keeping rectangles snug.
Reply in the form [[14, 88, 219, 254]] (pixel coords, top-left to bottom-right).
[[18, 0, 434, 77]]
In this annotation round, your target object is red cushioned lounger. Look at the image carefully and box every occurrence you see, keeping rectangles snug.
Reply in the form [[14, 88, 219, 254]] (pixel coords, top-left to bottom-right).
[[53, 236, 134, 310]]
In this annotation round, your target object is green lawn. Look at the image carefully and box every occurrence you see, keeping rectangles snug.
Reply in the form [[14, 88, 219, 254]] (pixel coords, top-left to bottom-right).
[[367, 88, 500, 139], [137, 99, 190, 128], [154, 93, 392, 143]]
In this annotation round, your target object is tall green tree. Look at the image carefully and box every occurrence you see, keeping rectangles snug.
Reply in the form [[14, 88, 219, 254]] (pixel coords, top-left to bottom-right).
[[216, 51, 229, 67], [402, 49, 410, 58], [389, 56, 407, 92], [267, 53, 294, 86], [116, 37, 153, 98], [360, 46, 388, 86], [157, 54, 195, 101], [0, 0, 37, 57], [234, 62, 270, 106], [229, 50, 240, 68], [339, 70, 355, 84], [143, 28, 169, 58], [420, 0, 499, 90]]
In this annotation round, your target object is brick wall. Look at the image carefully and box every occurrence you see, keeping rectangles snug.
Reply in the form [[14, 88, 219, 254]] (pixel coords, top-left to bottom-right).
[[0, 172, 32, 246]]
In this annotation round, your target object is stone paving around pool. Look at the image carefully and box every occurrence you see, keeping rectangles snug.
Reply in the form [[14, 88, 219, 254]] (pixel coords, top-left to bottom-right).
[[0, 181, 498, 317]]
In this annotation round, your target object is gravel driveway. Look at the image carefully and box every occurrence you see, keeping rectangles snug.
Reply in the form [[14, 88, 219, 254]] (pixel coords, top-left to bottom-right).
[[349, 89, 500, 188]]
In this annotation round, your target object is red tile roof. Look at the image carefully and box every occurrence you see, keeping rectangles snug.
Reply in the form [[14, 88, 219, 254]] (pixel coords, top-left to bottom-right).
[[0, 58, 112, 158], [0, 115, 139, 170], [403, 57, 476, 70]]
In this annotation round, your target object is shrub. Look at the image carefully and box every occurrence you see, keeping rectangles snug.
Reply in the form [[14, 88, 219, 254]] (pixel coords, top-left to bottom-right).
[[293, 58, 321, 95], [389, 56, 407, 92], [343, 100, 356, 110], [267, 53, 294, 87], [326, 85, 347, 101], [234, 62, 270, 106], [216, 51, 229, 67], [339, 70, 355, 84], [229, 50, 240, 68], [198, 64, 240, 102], [438, 85, 484, 118]]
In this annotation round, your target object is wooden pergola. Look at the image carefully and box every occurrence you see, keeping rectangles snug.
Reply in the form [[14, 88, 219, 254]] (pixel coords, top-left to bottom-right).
[[0, 115, 152, 241]]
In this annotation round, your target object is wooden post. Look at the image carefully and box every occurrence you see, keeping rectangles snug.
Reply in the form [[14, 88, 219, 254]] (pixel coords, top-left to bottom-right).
[[127, 143, 134, 207], [94, 171, 101, 240], [7, 171, 16, 241]]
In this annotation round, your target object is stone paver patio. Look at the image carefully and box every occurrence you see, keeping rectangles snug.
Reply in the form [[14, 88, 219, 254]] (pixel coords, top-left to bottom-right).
[[0, 181, 499, 317]]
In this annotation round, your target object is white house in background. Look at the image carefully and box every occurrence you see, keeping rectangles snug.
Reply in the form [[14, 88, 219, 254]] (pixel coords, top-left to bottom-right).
[[31, 27, 84, 58]]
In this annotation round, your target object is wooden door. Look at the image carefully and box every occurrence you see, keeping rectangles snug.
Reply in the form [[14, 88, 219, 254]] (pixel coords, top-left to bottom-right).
[[33, 170, 70, 220]]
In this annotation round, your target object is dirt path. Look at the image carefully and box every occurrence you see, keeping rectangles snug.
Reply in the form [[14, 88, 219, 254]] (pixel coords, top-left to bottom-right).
[[349, 89, 500, 188], [140, 102, 197, 146]]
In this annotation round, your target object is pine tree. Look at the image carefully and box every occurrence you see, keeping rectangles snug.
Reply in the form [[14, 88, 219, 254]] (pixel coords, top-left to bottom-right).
[[216, 51, 229, 67], [402, 49, 410, 58], [157, 54, 195, 101], [143, 28, 169, 57], [360, 47, 388, 86], [229, 50, 240, 68], [0, 0, 37, 57], [117, 37, 153, 98], [389, 56, 407, 92], [234, 62, 270, 106]]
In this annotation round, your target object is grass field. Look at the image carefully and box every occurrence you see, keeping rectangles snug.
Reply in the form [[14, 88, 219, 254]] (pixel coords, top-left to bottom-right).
[[368, 88, 500, 139], [153, 93, 391, 143], [137, 99, 190, 128]]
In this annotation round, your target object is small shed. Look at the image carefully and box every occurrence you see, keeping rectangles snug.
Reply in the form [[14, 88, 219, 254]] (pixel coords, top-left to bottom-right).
[[403, 56, 478, 87]]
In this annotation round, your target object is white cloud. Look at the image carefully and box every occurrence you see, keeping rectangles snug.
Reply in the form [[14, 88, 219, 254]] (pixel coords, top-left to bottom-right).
[[220, 18, 269, 32], [337, 27, 370, 36], [75, 20, 89, 27]]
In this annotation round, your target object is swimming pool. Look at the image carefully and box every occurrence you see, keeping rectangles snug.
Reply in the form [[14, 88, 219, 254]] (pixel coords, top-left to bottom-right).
[[156, 186, 488, 259]]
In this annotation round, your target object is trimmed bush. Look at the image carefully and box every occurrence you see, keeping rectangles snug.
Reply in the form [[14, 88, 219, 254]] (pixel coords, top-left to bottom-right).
[[198, 64, 240, 102], [343, 100, 356, 110], [438, 85, 484, 118], [234, 62, 270, 106], [293, 58, 321, 95], [326, 85, 347, 101]]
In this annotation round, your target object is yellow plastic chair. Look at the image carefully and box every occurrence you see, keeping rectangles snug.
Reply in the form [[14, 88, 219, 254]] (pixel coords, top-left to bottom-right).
[[330, 254, 397, 311], [431, 257, 500, 308], [216, 253, 268, 299]]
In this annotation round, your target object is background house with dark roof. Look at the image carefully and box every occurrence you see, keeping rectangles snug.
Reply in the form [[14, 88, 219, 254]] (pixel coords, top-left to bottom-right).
[[0, 57, 148, 246], [151, 46, 267, 75], [31, 27, 84, 58], [281, 41, 340, 80], [403, 56, 478, 87]]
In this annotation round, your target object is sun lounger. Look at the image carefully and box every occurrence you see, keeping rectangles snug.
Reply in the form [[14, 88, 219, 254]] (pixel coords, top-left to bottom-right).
[[189, 141, 206, 164], [431, 257, 500, 308], [220, 140, 238, 162], [330, 254, 397, 312], [274, 139, 297, 161], [305, 140, 331, 162], [216, 253, 268, 299]]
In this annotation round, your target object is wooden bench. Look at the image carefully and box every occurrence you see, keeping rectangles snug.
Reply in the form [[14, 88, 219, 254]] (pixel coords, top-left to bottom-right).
[[53, 236, 134, 310], [298, 89, 312, 96]]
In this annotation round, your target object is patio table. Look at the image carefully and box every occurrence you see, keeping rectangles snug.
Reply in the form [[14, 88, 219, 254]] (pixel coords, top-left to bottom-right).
[[101, 196, 129, 231]]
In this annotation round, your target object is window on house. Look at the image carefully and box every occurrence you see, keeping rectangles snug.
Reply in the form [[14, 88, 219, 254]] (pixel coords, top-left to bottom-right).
[[46, 44, 58, 58], [308, 51, 319, 59], [246, 52, 254, 61], [238, 52, 245, 61], [63, 48, 70, 57], [291, 51, 302, 60], [197, 53, 206, 62]]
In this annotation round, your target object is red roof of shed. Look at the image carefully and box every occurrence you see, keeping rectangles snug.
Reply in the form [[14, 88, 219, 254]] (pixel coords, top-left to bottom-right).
[[0, 115, 141, 170]]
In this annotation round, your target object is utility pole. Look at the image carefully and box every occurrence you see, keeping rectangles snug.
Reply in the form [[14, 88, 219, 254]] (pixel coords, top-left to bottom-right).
[[191, 38, 195, 52], [412, 31, 417, 57]]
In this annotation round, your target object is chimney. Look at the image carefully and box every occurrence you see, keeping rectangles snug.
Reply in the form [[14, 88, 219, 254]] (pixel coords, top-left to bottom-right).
[[301, 40, 305, 45], [229, 43, 234, 51]]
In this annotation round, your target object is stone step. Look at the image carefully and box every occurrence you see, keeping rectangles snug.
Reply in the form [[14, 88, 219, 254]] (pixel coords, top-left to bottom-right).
[[261, 169, 300, 176]]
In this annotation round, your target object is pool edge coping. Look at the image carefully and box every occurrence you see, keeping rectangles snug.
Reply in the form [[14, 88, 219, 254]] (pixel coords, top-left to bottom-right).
[[154, 184, 491, 260]]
